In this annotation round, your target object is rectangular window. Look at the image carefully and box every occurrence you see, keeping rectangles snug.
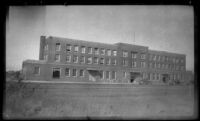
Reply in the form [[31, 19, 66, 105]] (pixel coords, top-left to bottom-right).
[[141, 54, 146, 59], [99, 70, 104, 79], [111, 71, 116, 79], [56, 43, 61, 51], [94, 48, 99, 55], [149, 63, 152, 68], [44, 44, 48, 51], [112, 59, 117, 65], [100, 48, 105, 55], [131, 51, 137, 58], [94, 57, 98, 64], [158, 63, 160, 68], [181, 59, 184, 63], [107, 49, 111, 56], [66, 55, 71, 62], [153, 55, 156, 61], [73, 55, 78, 63], [132, 61, 137, 68], [123, 59, 128, 66], [113, 50, 117, 56], [66, 44, 71, 52], [100, 58, 104, 65], [87, 57, 92, 64], [74, 45, 79, 53], [158, 55, 160, 61], [72, 69, 77, 77], [81, 46, 86, 53], [80, 56, 85, 63], [106, 71, 110, 79], [123, 51, 128, 57], [88, 47, 92, 54], [79, 69, 84, 77], [65, 68, 70, 77], [44, 55, 48, 61], [149, 54, 152, 60], [34, 66, 40, 75], [141, 62, 145, 68], [105, 58, 111, 65], [55, 54, 60, 62], [123, 72, 126, 78]]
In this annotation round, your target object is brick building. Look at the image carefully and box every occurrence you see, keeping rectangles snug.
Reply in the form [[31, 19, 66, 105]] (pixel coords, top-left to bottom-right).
[[22, 36, 186, 83]]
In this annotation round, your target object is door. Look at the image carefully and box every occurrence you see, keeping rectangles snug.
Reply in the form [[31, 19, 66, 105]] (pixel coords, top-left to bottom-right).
[[52, 68, 60, 79]]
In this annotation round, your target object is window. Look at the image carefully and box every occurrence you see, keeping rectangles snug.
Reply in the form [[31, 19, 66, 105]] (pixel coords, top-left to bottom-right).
[[106, 71, 110, 79], [56, 43, 61, 51], [181, 66, 184, 70], [172, 58, 176, 63], [107, 49, 111, 56], [112, 59, 117, 65], [149, 54, 152, 60], [149, 63, 152, 68], [73, 55, 78, 63], [123, 72, 126, 78], [55, 54, 60, 62], [94, 57, 98, 64], [181, 59, 184, 63], [65, 68, 70, 77], [132, 61, 137, 68], [88, 47, 92, 54], [99, 70, 104, 79], [87, 57, 92, 64], [74, 45, 79, 53], [52, 68, 60, 78], [34, 66, 40, 75], [44, 55, 48, 61], [141, 54, 146, 59], [157, 73, 159, 80], [141, 62, 146, 68], [158, 55, 160, 61], [81, 46, 86, 53], [66, 55, 71, 62], [162, 56, 165, 62], [111, 71, 116, 79], [113, 50, 117, 56], [153, 55, 156, 61], [66, 44, 71, 52], [94, 48, 99, 55], [80, 56, 85, 63], [158, 63, 161, 68], [100, 48, 105, 55], [44, 44, 48, 51], [105, 58, 111, 65], [72, 69, 77, 77], [100, 58, 104, 65], [79, 69, 84, 77], [123, 51, 128, 57], [131, 51, 137, 58], [122, 59, 128, 66], [176, 59, 179, 63]]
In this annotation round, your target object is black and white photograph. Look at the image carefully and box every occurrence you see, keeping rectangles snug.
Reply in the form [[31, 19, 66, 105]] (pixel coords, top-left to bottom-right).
[[5, 5, 195, 119]]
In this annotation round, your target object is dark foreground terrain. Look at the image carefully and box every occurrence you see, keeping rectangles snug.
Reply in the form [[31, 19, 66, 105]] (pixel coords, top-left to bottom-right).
[[3, 81, 196, 119]]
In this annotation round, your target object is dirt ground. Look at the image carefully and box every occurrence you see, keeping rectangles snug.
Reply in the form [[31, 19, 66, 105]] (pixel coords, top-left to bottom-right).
[[3, 81, 196, 119]]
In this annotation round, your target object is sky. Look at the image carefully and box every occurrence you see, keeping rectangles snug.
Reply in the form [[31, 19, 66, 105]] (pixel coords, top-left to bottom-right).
[[6, 6, 194, 72]]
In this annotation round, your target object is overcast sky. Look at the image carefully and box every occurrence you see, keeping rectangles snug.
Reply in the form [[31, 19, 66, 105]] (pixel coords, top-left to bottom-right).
[[6, 6, 194, 72]]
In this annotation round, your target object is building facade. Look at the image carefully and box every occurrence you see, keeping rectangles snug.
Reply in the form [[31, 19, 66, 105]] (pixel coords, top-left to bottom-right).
[[22, 36, 186, 83]]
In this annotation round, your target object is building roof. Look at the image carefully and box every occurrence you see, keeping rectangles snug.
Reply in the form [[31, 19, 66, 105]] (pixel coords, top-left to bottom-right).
[[23, 59, 47, 64]]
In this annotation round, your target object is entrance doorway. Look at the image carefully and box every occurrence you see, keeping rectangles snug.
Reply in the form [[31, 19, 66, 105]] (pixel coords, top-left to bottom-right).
[[52, 68, 60, 79], [162, 74, 169, 83], [87, 70, 101, 82], [130, 72, 141, 83]]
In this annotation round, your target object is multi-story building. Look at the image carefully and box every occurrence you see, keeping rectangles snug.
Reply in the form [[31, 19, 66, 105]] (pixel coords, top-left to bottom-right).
[[22, 36, 186, 83]]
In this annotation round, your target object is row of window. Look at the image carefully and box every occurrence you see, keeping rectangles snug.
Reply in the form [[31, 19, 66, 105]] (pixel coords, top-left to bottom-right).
[[149, 62, 184, 70], [149, 54, 184, 63], [47, 43, 118, 56], [45, 43, 184, 63], [149, 73, 182, 80], [122, 51, 146, 59]]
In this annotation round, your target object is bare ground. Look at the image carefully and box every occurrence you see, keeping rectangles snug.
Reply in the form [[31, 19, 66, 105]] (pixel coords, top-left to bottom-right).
[[3, 81, 196, 119]]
